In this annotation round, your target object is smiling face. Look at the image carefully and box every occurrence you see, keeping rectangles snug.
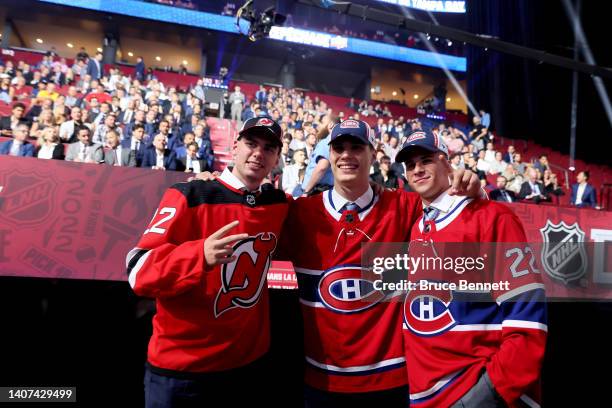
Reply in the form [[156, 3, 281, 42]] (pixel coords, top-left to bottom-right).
[[402, 147, 452, 204], [232, 133, 280, 189], [329, 136, 375, 189]]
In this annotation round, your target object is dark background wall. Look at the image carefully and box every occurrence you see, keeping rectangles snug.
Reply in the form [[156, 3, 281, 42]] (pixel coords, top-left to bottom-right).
[[467, 0, 611, 165]]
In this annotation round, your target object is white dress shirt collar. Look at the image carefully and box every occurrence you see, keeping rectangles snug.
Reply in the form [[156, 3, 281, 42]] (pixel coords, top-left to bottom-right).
[[331, 185, 374, 213]]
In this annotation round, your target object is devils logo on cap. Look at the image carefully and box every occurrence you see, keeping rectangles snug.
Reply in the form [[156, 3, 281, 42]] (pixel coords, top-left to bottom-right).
[[257, 118, 274, 126]]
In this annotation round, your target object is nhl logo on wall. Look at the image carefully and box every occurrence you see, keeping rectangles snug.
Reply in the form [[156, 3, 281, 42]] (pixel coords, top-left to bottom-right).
[[539, 220, 588, 284], [0, 169, 57, 228]]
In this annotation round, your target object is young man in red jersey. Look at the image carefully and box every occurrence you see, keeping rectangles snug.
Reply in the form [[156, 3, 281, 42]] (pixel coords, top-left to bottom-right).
[[395, 131, 547, 408], [126, 116, 289, 407], [278, 120, 486, 408]]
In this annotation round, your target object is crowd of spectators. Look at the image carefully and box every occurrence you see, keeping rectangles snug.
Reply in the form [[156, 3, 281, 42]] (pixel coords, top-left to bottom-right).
[[0, 48, 598, 208], [0, 51, 214, 173]]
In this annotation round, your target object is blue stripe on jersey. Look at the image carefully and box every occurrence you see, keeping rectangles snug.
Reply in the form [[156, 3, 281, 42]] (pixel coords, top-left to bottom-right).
[[500, 289, 548, 325], [296, 271, 321, 303], [435, 197, 470, 223], [412, 289, 547, 326]]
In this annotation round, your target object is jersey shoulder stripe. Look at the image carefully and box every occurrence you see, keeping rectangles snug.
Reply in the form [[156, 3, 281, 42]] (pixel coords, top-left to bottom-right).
[[170, 180, 288, 207]]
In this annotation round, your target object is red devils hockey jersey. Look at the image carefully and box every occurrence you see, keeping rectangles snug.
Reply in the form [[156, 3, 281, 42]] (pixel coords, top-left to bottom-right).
[[126, 169, 289, 373], [403, 191, 547, 408], [280, 187, 422, 393]]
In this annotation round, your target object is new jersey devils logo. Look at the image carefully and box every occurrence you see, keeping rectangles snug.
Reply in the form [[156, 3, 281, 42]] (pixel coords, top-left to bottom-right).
[[403, 284, 456, 336], [318, 265, 385, 313], [214, 232, 277, 317], [257, 118, 274, 126]]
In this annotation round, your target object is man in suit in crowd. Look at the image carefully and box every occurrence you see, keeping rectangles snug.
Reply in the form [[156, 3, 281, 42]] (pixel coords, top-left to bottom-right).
[[571, 171, 597, 208], [490, 175, 517, 203], [104, 130, 136, 167], [134, 56, 146, 82], [121, 124, 149, 167], [177, 142, 208, 173], [0, 123, 34, 157], [503, 145, 516, 164], [65, 125, 104, 163], [0, 102, 30, 137], [86, 51, 104, 80], [142, 133, 177, 171], [519, 168, 549, 203]]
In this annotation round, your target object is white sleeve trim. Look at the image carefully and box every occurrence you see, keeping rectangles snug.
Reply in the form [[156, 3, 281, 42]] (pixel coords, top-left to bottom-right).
[[496, 283, 546, 304]]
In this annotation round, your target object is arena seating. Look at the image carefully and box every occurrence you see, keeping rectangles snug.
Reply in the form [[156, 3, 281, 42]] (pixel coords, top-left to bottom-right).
[[1, 48, 610, 208]]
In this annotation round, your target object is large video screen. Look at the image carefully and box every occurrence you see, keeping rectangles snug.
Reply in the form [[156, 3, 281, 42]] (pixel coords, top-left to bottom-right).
[[38, 0, 466, 72]]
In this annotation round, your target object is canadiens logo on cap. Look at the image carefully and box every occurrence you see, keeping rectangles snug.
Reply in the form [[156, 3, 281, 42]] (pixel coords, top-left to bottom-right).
[[406, 131, 427, 144], [340, 119, 360, 129], [256, 118, 274, 126]]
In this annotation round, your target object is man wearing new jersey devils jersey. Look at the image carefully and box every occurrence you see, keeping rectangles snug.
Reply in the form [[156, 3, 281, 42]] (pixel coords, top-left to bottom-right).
[[126, 116, 289, 407], [278, 121, 485, 408], [396, 131, 547, 408]]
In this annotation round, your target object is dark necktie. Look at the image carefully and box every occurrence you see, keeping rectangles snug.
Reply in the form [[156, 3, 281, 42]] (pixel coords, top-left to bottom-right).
[[423, 206, 440, 233]]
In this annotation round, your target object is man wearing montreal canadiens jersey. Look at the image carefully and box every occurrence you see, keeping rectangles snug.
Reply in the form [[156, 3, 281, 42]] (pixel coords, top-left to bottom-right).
[[395, 131, 547, 408], [126, 116, 288, 407], [278, 120, 485, 407]]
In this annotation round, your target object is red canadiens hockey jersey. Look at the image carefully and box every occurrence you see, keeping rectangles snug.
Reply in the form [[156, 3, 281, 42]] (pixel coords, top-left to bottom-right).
[[403, 191, 547, 408], [280, 187, 422, 393], [126, 171, 289, 374]]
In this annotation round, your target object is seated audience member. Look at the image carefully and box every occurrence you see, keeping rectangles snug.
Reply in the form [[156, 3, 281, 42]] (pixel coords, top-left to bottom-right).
[[104, 130, 136, 167], [503, 164, 524, 194], [371, 155, 399, 189], [512, 152, 526, 174], [122, 123, 149, 167], [543, 170, 565, 199], [0, 123, 34, 157], [30, 108, 56, 139], [483, 142, 496, 163], [0, 102, 29, 136], [35, 126, 64, 160], [177, 142, 207, 173], [503, 145, 516, 163], [289, 128, 307, 151], [173, 132, 196, 160], [519, 168, 550, 203], [282, 148, 308, 197], [476, 150, 490, 173], [468, 115, 488, 151], [445, 131, 465, 154], [59, 106, 85, 143], [450, 153, 463, 170], [490, 176, 517, 203], [384, 136, 400, 162], [570, 170, 597, 208], [93, 113, 122, 145], [142, 133, 177, 170], [534, 154, 549, 173], [488, 151, 508, 174], [65, 125, 104, 163]]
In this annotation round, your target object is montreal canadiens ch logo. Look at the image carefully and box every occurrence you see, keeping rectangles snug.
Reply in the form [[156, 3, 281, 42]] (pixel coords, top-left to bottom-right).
[[318, 265, 385, 313], [214, 232, 277, 317], [403, 286, 456, 336]]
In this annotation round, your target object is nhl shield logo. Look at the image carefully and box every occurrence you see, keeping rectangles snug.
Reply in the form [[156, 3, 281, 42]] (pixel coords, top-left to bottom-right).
[[0, 169, 57, 228], [539, 220, 588, 284]]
